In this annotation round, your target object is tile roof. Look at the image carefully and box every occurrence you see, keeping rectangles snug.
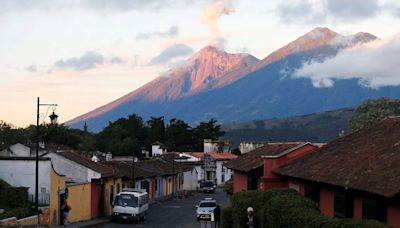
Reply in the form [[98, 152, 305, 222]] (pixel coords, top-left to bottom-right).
[[188, 152, 238, 160], [210, 153, 238, 160], [274, 117, 400, 198], [102, 161, 155, 179], [224, 143, 301, 172], [56, 151, 114, 177]]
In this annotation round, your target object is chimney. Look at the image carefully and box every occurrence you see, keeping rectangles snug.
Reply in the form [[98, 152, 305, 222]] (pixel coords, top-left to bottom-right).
[[106, 152, 112, 161]]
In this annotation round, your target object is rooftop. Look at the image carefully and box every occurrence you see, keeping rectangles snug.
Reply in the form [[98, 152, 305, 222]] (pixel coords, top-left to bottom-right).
[[55, 151, 114, 177], [275, 116, 400, 198], [224, 143, 302, 172]]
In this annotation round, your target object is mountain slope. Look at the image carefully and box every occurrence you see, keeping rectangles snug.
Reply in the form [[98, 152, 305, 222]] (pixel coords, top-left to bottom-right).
[[67, 27, 396, 132], [66, 46, 259, 125], [222, 108, 354, 145]]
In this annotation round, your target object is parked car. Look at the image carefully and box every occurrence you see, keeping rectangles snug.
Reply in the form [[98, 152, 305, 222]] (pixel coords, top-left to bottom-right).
[[112, 188, 149, 223], [201, 180, 216, 193], [196, 198, 217, 221]]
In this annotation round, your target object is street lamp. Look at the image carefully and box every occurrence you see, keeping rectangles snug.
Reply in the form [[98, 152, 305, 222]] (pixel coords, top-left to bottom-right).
[[35, 97, 57, 222], [132, 154, 135, 189], [172, 152, 183, 197]]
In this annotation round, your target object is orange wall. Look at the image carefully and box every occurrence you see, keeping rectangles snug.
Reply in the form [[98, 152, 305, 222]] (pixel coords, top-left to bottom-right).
[[319, 188, 334, 218], [233, 171, 248, 193]]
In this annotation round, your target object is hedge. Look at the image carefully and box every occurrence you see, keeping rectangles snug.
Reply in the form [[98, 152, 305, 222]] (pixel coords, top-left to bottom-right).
[[0, 186, 30, 209], [0, 207, 36, 220], [221, 207, 233, 228], [222, 188, 388, 228]]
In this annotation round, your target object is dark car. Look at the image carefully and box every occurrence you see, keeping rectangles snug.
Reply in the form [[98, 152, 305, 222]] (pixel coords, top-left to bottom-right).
[[202, 180, 216, 193]]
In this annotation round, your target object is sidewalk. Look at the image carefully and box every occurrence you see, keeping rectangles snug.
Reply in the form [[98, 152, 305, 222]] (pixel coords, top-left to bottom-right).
[[54, 217, 109, 228]]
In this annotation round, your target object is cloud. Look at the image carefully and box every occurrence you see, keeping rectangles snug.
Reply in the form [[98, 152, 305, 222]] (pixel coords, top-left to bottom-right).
[[277, 0, 381, 24], [293, 34, 400, 88], [0, 0, 192, 12], [326, 0, 379, 20], [149, 44, 193, 65], [201, 0, 235, 37], [25, 65, 38, 73], [136, 26, 179, 40], [110, 56, 126, 64], [277, 1, 325, 24], [54, 51, 104, 71], [386, 1, 400, 17]]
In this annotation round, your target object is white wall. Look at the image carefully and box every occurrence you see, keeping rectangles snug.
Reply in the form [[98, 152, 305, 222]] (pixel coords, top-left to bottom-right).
[[239, 142, 265, 154], [152, 145, 166, 156], [204, 139, 219, 154], [45, 152, 101, 183], [0, 159, 52, 205], [216, 161, 233, 185], [182, 168, 198, 191]]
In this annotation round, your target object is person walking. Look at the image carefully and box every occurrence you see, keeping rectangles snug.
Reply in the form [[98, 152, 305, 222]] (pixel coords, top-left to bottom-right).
[[61, 200, 71, 227], [240, 207, 257, 228], [213, 204, 221, 228]]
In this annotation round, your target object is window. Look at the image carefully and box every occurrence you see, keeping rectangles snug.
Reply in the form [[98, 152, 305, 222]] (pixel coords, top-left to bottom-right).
[[117, 183, 120, 193], [362, 198, 386, 222], [305, 184, 319, 204], [334, 191, 353, 218], [114, 194, 138, 207], [154, 179, 158, 192]]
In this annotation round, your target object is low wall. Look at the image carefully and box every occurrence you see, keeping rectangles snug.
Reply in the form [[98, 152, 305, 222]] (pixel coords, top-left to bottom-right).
[[0, 207, 50, 227]]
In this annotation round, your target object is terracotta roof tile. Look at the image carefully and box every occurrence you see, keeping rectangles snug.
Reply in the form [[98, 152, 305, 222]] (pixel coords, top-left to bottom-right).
[[224, 143, 301, 172], [274, 117, 400, 198], [56, 151, 113, 177]]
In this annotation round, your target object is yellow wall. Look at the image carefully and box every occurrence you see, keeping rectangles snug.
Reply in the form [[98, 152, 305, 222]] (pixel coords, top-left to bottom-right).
[[103, 177, 123, 216], [50, 166, 66, 226], [67, 183, 91, 223]]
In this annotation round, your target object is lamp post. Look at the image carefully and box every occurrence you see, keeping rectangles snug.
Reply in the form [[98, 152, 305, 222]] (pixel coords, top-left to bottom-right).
[[132, 154, 135, 189], [35, 97, 58, 222], [172, 152, 175, 197]]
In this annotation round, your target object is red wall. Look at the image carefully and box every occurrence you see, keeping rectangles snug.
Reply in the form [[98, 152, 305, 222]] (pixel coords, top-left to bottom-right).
[[387, 204, 400, 228], [233, 171, 248, 193], [90, 182, 100, 219], [319, 188, 334, 217], [353, 197, 362, 219], [261, 144, 316, 191]]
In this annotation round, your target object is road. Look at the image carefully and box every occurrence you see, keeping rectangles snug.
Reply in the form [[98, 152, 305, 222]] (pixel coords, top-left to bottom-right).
[[99, 188, 230, 228]]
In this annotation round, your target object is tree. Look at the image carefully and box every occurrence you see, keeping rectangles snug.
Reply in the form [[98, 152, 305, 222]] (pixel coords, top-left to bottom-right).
[[146, 117, 166, 146], [349, 97, 400, 131], [0, 121, 28, 147], [193, 119, 225, 151], [165, 118, 194, 152], [231, 147, 241, 156], [97, 114, 147, 156]]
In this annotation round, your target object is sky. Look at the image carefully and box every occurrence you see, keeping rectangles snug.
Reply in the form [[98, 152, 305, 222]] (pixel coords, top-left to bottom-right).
[[1, 0, 400, 127]]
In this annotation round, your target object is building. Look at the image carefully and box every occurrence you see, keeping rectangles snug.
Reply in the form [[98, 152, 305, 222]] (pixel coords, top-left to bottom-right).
[[273, 117, 400, 228], [0, 156, 66, 226], [225, 142, 316, 193], [238, 141, 266, 154], [189, 152, 237, 185], [44, 150, 122, 218]]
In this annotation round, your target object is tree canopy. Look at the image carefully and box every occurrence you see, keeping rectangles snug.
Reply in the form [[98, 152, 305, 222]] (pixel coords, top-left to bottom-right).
[[1, 115, 223, 156], [349, 97, 400, 131]]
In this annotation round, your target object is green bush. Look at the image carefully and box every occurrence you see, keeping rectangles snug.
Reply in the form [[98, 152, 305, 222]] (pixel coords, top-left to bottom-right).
[[0, 187, 30, 208], [231, 188, 300, 228], [0, 179, 11, 190], [0, 207, 36, 220], [221, 206, 233, 228], [229, 189, 388, 228]]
